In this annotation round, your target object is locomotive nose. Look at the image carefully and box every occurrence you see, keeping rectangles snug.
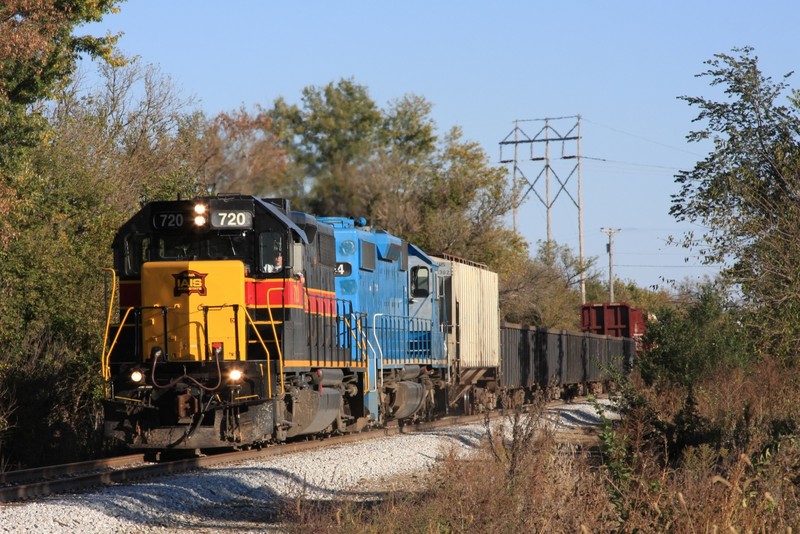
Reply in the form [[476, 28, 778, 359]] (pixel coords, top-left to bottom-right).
[[141, 260, 246, 361]]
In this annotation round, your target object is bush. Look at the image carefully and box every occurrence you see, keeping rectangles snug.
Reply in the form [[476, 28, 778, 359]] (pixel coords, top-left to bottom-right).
[[0, 330, 104, 468], [638, 284, 755, 388]]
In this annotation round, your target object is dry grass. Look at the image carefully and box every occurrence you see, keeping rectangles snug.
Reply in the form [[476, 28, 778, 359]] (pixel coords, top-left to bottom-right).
[[280, 360, 800, 532], [281, 399, 614, 533], [598, 359, 800, 532]]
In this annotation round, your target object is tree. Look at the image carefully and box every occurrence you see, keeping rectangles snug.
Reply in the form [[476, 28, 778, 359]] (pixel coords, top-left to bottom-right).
[[2, 60, 206, 344], [0, 0, 124, 166], [671, 47, 800, 354], [203, 107, 294, 197], [269, 78, 386, 214], [0, 60, 206, 467], [268, 78, 526, 267], [500, 241, 598, 328]]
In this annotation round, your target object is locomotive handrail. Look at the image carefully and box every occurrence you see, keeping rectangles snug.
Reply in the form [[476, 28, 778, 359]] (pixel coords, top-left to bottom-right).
[[100, 303, 177, 382], [354, 313, 370, 367], [201, 304, 242, 360], [370, 313, 441, 385], [101, 268, 117, 381], [242, 307, 281, 397], [355, 315, 373, 392], [444, 323, 450, 383], [189, 303, 279, 396], [359, 316, 378, 393], [101, 306, 136, 382], [372, 313, 385, 390], [265, 287, 287, 395], [340, 313, 372, 391]]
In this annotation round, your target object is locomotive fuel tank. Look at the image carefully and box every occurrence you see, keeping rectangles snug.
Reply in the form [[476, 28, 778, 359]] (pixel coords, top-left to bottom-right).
[[280, 369, 345, 438]]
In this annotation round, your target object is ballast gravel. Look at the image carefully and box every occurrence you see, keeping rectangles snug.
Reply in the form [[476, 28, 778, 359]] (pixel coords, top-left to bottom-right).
[[0, 399, 615, 533]]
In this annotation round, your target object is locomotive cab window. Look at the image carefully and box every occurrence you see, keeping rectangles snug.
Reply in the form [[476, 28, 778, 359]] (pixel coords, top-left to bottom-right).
[[410, 266, 430, 298], [259, 232, 285, 273], [360, 241, 376, 271], [158, 235, 200, 260], [206, 232, 253, 260], [123, 234, 150, 276]]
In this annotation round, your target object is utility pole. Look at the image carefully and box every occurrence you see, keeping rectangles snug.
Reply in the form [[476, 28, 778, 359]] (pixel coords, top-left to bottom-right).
[[577, 117, 585, 303], [601, 227, 621, 302], [500, 115, 586, 302]]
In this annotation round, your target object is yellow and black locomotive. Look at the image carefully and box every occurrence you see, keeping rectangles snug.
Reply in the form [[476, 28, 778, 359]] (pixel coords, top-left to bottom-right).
[[102, 196, 370, 449]]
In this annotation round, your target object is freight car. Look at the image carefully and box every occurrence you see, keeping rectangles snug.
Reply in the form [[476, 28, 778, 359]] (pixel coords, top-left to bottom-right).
[[100, 195, 634, 451], [500, 323, 635, 403], [581, 302, 646, 339]]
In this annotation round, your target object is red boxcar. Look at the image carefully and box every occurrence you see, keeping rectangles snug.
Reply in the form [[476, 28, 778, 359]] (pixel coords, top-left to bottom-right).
[[581, 302, 646, 339]]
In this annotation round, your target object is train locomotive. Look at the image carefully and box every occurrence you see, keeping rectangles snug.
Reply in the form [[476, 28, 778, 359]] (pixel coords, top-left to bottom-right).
[[101, 194, 635, 451]]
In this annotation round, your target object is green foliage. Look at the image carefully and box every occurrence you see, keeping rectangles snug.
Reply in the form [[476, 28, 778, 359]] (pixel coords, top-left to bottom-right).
[[268, 78, 532, 307], [269, 78, 386, 214], [0, 60, 205, 467], [638, 284, 754, 388], [408, 127, 521, 263], [673, 46, 800, 357], [266, 78, 667, 326], [594, 397, 633, 518], [0, 0, 125, 167]]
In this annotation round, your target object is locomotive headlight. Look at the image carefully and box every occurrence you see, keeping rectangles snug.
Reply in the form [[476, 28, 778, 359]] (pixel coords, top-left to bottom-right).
[[229, 369, 243, 382], [193, 204, 207, 226], [130, 370, 144, 384]]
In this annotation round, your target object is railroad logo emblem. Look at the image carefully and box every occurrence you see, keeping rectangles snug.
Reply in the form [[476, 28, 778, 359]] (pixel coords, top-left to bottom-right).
[[173, 270, 208, 296]]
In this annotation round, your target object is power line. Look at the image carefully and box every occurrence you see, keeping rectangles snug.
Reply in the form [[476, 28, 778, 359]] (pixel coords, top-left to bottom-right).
[[616, 264, 720, 268], [582, 117, 704, 157], [582, 155, 683, 172]]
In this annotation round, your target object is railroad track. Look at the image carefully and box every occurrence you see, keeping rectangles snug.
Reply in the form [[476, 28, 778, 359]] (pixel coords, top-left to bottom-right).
[[0, 411, 496, 503], [0, 454, 150, 503], [0, 397, 611, 504]]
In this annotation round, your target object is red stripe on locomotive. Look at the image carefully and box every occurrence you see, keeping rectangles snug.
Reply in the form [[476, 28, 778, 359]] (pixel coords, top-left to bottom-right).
[[120, 278, 335, 314], [245, 279, 334, 313]]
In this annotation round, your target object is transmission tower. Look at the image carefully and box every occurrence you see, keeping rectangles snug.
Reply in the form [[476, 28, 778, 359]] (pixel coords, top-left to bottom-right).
[[500, 115, 586, 303]]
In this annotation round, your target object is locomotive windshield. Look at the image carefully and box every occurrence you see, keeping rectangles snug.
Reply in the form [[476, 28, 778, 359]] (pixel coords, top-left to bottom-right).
[[114, 197, 309, 278], [157, 232, 254, 261], [120, 229, 290, 277]]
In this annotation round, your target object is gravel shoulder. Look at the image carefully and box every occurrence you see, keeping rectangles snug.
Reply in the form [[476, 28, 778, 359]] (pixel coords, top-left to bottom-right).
[[0, 398, 616, 533]]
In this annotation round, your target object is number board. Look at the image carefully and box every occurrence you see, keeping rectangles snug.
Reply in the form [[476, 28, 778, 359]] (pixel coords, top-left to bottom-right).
[[335, 262, 352, 277], [210, 210, 253, 229], [152, 211, 189, 230]]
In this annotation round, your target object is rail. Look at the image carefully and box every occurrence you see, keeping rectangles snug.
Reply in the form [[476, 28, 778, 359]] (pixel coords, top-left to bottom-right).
[[0, 409, 521, 503]]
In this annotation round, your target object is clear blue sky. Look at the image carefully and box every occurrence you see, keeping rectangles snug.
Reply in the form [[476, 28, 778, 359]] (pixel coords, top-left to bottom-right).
[[81, 1, 800, 293]]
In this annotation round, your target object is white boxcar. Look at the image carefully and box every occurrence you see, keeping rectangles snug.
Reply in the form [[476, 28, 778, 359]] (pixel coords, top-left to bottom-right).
[[434, 254, 500, 370]]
